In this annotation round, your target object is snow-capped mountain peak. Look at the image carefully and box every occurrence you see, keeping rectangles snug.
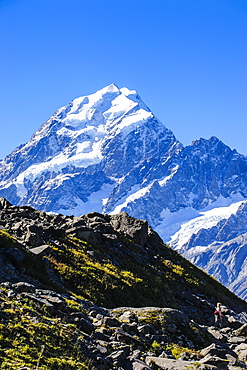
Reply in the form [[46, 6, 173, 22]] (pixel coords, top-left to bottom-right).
[[0, 84, 179, 212], [0, 84, 247, 299]]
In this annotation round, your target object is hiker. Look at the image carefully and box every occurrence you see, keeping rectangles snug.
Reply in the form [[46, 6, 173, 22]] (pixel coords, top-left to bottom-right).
[[214, 302, 223, 328]]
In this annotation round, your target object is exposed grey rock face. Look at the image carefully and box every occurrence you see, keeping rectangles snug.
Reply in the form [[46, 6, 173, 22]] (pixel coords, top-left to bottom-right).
[[0, 85, 247, 298]]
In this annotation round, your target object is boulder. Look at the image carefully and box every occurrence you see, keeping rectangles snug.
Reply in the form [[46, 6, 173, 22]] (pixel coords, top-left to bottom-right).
[[234, 343, 247, 352], [77, 317, 95, 335], [121, 322, 138, 335], [102, 316, 121, 327], [118, 310, 139, 323], [125, 358, 153, 370], [29, 245, 54, 257], [107, 346, 130, 367], [44, 295, 67, 312], [10, 221, 23, 231], [137, 323, 157, 335], [94, 331, 111, 342], [237, 349, 247, 362], [43, 225, 65, 239], [225, 353, 244, 367], [109, 212, 150, 246], [146, 356, 202, 369], [234, 323, 247, 337], [207, 326, 227, 342], [225, 315, 243, 329], [200, 343, 237, 359], [199, 354, 229, 368], [0, 281, 12, 289], [25, 230, 44, 246], [86, 250, 103, 262], [12, 282, 36, 293], [227, 336, 247, 344], [112, 328, 143, 346], [96, 343, 108, 355]]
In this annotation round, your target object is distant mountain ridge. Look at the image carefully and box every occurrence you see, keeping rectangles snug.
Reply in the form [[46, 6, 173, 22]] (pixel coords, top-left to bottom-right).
[[0, 84, 247, 298]]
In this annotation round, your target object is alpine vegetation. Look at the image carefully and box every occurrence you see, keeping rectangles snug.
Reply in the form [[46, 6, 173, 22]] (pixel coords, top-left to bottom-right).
[[1, 197, 247, 369]]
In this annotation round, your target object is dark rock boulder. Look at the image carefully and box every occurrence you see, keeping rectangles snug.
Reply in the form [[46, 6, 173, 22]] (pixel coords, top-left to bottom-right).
[[109, 212, 162, 246], [43, 225, 66, 239], [107, 345, 130, 367], [137, 323, 157, 335], [25, 224, 44, 246], [76, 317, 95, 335], [102, 316, 121, 327]]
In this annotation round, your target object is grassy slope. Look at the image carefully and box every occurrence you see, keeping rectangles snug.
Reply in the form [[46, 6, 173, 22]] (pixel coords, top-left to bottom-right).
[[1, 228, 243, 310], [48, 234, 245, 310]]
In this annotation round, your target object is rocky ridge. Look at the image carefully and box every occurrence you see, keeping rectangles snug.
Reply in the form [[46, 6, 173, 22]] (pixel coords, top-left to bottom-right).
[[1, 198, 247, 369]]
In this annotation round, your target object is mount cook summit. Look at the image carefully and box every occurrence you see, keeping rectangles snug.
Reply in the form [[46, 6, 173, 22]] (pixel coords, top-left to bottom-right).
[[0, 83, 247, 298]]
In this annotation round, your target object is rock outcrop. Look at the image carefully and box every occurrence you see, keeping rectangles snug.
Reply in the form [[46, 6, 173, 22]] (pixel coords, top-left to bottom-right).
[[0, 198, 247, 369], [1, 282, 247, 369]]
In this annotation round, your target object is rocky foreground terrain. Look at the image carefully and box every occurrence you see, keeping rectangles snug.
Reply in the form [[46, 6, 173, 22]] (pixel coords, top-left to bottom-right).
[[0, 197, 247, 369]]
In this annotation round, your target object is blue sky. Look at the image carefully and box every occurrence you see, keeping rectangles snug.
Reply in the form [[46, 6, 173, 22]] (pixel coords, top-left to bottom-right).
[[0, 0, 246, 159]]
